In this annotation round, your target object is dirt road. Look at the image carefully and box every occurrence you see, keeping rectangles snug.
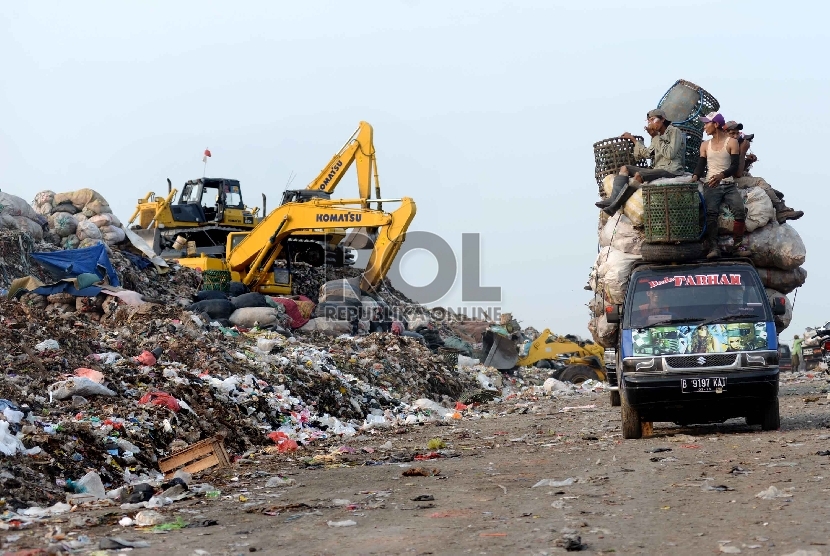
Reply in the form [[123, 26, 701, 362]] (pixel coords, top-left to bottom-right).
[[5, 373, 830, 556]]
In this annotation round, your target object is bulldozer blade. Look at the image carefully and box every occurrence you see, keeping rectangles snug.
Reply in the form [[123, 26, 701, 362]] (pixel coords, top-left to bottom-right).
[[133, 228, 162, 255], [341, 227, 378, 250], [482, 330, 519, 370]]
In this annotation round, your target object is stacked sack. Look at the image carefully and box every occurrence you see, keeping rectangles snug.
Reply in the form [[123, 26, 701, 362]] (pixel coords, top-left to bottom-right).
[[0, 192, 47, 241], [33, 189, 126, 250]]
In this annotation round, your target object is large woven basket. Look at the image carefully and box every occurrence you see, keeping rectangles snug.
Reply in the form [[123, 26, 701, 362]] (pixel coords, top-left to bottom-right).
[[673, 124, 704, 174], [202, 270, 231, 292], [593, 135, 649, 194], [438, 347, 460, 368], [642, 183, 704, 243], [657, 79, 720, 132]]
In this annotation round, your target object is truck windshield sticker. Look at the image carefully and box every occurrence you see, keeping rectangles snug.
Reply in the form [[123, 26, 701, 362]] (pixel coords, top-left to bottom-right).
[[631, 322, 769, 356], [643, 274, 742, 288]]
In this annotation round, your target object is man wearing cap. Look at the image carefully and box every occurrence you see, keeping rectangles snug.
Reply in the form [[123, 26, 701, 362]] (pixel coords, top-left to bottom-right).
[[596, 108, 686, 216], [692, 112, 748, 259], [725, 121, 803, 224]]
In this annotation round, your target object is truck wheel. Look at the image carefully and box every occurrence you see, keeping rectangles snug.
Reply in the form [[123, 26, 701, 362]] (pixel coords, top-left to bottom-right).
[[761, 397, 780, 431], [610, 390, 621, 407], [745, 413, 760, 426], [640, 241, 707, 263], [559, 364, 602, 385], [621, 394, 642, 439], [534, 359, 552, 369]]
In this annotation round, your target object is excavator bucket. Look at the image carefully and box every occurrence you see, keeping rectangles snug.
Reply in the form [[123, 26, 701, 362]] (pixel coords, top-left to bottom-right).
[[482, 329, 519, 370], [341, 227, 378, 250]]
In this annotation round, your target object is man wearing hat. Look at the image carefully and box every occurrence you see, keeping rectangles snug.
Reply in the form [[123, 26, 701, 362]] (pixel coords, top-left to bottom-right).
[[725, 120, 804, 224], [692, 112, 748, 258], [596, 108, 686, 215]]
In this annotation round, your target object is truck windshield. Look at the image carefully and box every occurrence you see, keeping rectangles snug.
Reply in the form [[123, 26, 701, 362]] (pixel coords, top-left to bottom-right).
[[625, 267, 771, 356], [627, 267, 767, 330]]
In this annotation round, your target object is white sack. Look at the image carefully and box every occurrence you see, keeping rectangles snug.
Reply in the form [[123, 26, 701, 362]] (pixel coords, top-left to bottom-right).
[[602, 174, 644, 227], [76, 220, 103, 241], [599, 213, 644, 255], [49, 211, 78, 237], [598, 246, 642, 305], [765, 288, 793, 333], [229, 307, 285, 328]]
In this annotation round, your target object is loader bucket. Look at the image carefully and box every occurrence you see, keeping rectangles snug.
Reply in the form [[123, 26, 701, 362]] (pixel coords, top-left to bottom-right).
[[482, 329, 519, 370]]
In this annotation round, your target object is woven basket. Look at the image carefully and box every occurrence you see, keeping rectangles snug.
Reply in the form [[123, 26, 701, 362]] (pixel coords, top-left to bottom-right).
[[673, 124, 704, 175], [642, 183, 704, 243], [593, 135, 649, 193], [202, 270, 231, 292], [657, 79, 720, 131]]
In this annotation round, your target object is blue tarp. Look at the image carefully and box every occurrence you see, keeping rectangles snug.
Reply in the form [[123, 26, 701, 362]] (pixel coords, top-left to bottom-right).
[[30, 244, 121, 287], [32, 282, 103, 297]]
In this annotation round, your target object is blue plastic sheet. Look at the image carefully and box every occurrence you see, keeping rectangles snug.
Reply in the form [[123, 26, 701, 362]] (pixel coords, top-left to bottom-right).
[[30, 243, 120, 287]]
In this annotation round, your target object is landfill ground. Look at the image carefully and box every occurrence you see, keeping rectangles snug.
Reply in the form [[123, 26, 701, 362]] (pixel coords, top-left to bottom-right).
[[5, 373, 830, 556]]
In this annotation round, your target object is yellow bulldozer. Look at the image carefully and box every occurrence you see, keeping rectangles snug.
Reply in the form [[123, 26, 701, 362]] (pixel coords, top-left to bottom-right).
[[482, 327, 607, 384], [128, 121, 384, 267]]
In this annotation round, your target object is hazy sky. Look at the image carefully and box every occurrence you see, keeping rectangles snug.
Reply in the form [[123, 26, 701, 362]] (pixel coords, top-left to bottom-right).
[[1, 1, 828, 343]]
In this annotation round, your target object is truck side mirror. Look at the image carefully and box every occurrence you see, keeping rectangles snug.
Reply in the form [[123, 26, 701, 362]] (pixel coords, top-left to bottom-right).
[[605, 305, 621, 323], [772, 296, 786, 316]]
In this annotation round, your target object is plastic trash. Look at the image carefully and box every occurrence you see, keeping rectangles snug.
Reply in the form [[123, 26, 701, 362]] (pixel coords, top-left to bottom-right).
[[327, 520, 357, 527], [267, 431, 299, 452], [74, 367, 105, 383], [532, 478, 576, 488], [35, 339, 60, 352], [48, 377, 116, 401], [138, 391, 181, 412], [0, 421, 41, 456], [133, 350, 157, 366], [265, 475, 296, 488], [134, 510, 165, 526], [755, 485, 791, 500]]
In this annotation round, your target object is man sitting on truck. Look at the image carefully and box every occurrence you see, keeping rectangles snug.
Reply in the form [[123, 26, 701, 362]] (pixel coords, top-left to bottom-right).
[[596, 108, 686, 216], [691, 112, 749, 259], [725, 121, 803, 224]]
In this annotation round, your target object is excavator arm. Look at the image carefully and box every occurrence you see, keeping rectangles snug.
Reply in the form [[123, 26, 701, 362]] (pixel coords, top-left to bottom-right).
[[227, 197, 416, 292], [305, 121, 380, 207]]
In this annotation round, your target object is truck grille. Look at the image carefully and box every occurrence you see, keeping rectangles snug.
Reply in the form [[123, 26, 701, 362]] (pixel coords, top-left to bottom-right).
[[665, 354, 738, 369]]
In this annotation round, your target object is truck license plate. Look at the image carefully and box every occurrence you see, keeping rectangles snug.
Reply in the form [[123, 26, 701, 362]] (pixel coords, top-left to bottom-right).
[[681, 377, 727, 393]]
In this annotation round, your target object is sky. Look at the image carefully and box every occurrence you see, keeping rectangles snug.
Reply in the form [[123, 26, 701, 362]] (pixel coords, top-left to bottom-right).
[[1, 1, 828, 344]]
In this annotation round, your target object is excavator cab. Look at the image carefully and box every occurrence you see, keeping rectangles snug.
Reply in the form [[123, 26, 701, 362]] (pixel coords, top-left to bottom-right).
[[280, 189, 332, 205]]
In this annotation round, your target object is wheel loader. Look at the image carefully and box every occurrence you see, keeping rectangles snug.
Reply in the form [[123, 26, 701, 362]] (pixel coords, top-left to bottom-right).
[[481, 327, 608, 384]]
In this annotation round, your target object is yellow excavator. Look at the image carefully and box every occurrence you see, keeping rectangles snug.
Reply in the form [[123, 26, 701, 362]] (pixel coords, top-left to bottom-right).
[[175, 195, 416, 296], [482, 328, 607, 384], [275, 121, 383, 266]]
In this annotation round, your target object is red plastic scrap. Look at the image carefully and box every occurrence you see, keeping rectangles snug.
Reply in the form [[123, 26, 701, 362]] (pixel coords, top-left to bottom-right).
[[267, 431, 299, 452], [414, 452, 443, 461], [455, 402, 468, 411], [133, 350, 157, 366], [138, 391, 181, 412]]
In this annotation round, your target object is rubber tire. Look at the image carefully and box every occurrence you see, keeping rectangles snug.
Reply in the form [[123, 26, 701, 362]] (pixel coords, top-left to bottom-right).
[[610, 390, 621, 407], [558, 364, 602, 385], [621, 392, 642, 439], [535, 359, 553, 369], [745, 414, 760, 426], [640, 241, 707, 263], [761, 397, 780, 431]]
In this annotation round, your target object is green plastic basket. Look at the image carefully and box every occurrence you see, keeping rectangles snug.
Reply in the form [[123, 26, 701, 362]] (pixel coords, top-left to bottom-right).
[[643, 184, 703, 243], [202, 270, 231, 292]]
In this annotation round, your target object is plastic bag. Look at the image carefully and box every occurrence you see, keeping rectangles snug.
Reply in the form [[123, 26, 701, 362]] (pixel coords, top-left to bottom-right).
[[756, 266, 807, 295], [48, 377, 116, 401], [745, 222, 806, 271], [76, 220, 103, 241], [49, 211, 78, 237], [267, 431, 298, 452], [0, 421, 41, 456], [229, 307, 286, 328], [599, 213, 644, 255], [588, 313, 618, 348]]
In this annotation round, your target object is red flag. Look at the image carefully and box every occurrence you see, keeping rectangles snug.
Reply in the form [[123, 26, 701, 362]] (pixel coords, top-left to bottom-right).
[[202, 148, 211, 163]]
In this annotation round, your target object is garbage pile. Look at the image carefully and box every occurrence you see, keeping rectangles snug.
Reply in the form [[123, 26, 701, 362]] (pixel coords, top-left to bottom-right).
[[32, 188, 127, 250], [587, 79, 806, 346]]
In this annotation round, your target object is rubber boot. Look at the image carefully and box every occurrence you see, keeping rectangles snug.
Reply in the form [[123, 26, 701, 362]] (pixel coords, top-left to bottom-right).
[[705, 217, 720, 259], [773, 201, 804, 224], [602, 183, 636, 216], [595, 175, 627, 209], [732, 220, 752, 256]]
